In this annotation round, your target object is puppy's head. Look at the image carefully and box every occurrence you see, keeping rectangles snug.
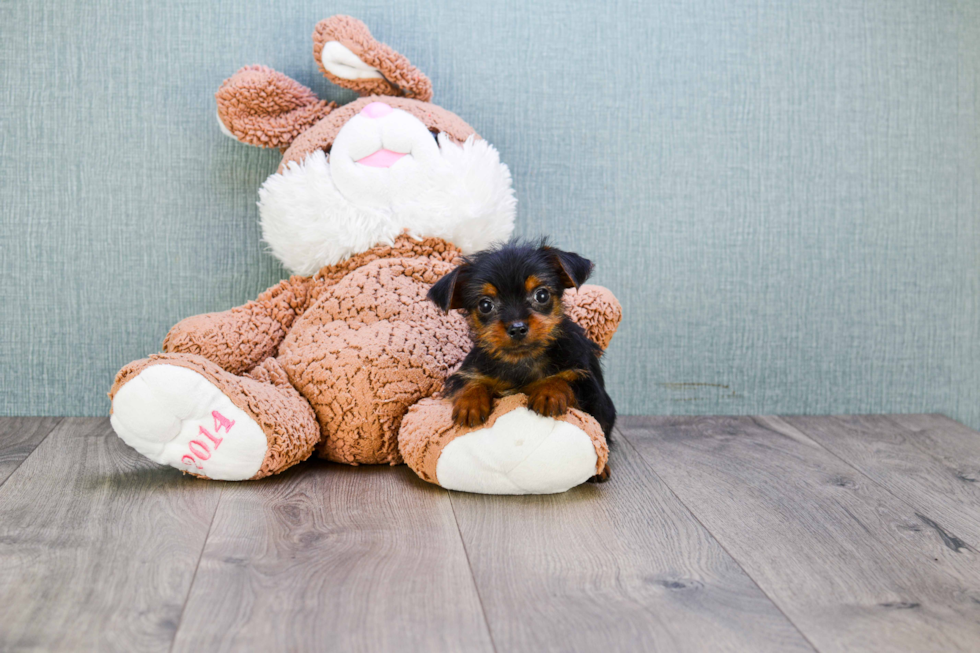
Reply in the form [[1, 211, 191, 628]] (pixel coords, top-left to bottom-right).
[[428, 242, 593, 362]]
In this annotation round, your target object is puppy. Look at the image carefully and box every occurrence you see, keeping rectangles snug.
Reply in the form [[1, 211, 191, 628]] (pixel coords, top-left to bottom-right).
[[428, 241, 615, 482]]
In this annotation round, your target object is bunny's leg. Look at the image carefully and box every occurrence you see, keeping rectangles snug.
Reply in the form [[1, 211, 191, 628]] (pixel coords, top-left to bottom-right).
[[109, 354, 319, 480]]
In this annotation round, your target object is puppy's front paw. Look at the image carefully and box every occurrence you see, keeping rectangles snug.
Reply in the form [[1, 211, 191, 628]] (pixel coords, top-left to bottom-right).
[[527, 377, 575, 418], [452, 383, 492, 428]]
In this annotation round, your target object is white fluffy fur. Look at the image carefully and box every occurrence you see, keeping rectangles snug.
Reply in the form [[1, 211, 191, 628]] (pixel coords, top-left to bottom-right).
[[258, 132, 517, 276]]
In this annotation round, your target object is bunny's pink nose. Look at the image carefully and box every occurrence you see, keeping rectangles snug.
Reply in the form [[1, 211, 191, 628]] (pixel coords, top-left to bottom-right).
[[361, 102, 393, 119]]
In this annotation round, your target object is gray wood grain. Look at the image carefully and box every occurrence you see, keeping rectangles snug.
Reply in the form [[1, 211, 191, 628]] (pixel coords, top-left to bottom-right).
[[0, 418, 221, 653], [170, 462, 494, 653], [0, 416, 62, 486], [784, 414, 980, 549], [449, 434, 815, 653], [622, 415, 980, 653]]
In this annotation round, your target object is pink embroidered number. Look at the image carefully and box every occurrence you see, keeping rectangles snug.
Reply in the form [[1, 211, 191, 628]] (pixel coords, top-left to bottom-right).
[[188, 441, 211, 459], [212, 410, 235, 433], [181, 411, 235, 470], [199, 425, 222, 448]]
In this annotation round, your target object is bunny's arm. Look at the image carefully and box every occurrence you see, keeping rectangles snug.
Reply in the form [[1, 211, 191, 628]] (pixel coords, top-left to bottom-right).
[[216, 65, 336, 150], [563, 285, 623, 351], [162, 276, 316, 375]]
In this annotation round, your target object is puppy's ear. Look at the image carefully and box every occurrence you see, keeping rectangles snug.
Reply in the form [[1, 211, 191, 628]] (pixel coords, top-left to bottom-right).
[[544, 248, 593, 289], [428, 265, 470, 312]]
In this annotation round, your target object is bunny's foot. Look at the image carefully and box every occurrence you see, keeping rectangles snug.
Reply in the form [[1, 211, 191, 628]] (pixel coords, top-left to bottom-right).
[[109, 354, 319, 480], [399, 395, 608, 495]]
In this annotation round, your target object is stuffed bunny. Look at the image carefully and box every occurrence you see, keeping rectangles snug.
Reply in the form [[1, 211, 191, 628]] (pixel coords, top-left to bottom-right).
[[108, 16, 622, 494]]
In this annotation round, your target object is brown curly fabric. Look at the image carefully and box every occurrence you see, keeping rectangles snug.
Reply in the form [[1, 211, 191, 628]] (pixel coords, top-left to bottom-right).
[[398, 394, 610, 487], [108, 353, 320, 480], [312, 235, 462, 284], [162, 237, 463, 376], [562, 285, 623, 351], [278, 253, 471, 464], [216, 65, 336, 150], [163, 275, 315, 375], [313, 15, 433, 101]]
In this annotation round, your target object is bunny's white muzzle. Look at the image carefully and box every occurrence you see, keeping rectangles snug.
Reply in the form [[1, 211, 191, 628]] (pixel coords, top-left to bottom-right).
[[257, 103, 517, 276]]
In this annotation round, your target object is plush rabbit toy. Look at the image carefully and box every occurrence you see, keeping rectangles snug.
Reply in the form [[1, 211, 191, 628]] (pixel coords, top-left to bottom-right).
[[109, 16, 622, 494]]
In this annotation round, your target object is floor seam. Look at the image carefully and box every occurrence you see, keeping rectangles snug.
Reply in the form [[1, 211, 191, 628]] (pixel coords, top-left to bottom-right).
[[447, 490, 499, 653], [0, 417, 65, 491], [770, 415, 980, 552], [168, 483, 224, 653], [618, 425, 822, 653]]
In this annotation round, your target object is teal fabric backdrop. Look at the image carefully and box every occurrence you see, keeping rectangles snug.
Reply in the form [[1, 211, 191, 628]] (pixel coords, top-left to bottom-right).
[[2, 0, 978, 427]]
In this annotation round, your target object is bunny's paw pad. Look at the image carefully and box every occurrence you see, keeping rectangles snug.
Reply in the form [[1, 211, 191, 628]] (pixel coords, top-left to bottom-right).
[[435, 407, 598, 494], [110, 364, 268, 480]]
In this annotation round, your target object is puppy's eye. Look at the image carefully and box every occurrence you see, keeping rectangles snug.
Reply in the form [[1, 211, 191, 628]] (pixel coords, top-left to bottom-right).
[[477, 298, 494, 314], [533, 288, 550, 304]]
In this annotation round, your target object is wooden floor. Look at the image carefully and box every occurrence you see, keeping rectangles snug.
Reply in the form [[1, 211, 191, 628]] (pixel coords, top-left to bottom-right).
[[1, 415, 979, 652]]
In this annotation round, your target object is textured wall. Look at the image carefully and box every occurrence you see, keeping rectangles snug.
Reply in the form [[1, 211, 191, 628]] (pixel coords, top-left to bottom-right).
[[1, 0, 978, 427]]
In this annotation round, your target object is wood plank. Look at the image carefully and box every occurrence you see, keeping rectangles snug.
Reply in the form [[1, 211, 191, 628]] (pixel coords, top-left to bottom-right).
[[622, 415, 980, 653], [784, 415, 980, 549], [0, 418, 221, 653], [0, 417, 62, 486], [449, 434, 815, 653], [171, 462, 494, 653]]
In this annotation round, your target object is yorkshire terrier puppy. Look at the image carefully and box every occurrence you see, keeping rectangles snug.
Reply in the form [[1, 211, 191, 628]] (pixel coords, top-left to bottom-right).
[[428, 241, 616, 482]]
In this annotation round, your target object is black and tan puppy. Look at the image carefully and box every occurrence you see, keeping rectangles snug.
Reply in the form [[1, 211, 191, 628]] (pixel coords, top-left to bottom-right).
[[428, 241, 616, 482]]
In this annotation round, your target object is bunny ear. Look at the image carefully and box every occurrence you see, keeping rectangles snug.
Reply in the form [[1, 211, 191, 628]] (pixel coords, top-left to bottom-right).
[[313, 15, 433, 102], [216, 65, 335, 150]]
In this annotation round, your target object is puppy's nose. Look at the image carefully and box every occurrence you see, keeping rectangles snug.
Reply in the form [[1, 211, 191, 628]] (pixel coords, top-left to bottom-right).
[[507, 322, 529, 340], [361, 102, 393, 119]]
